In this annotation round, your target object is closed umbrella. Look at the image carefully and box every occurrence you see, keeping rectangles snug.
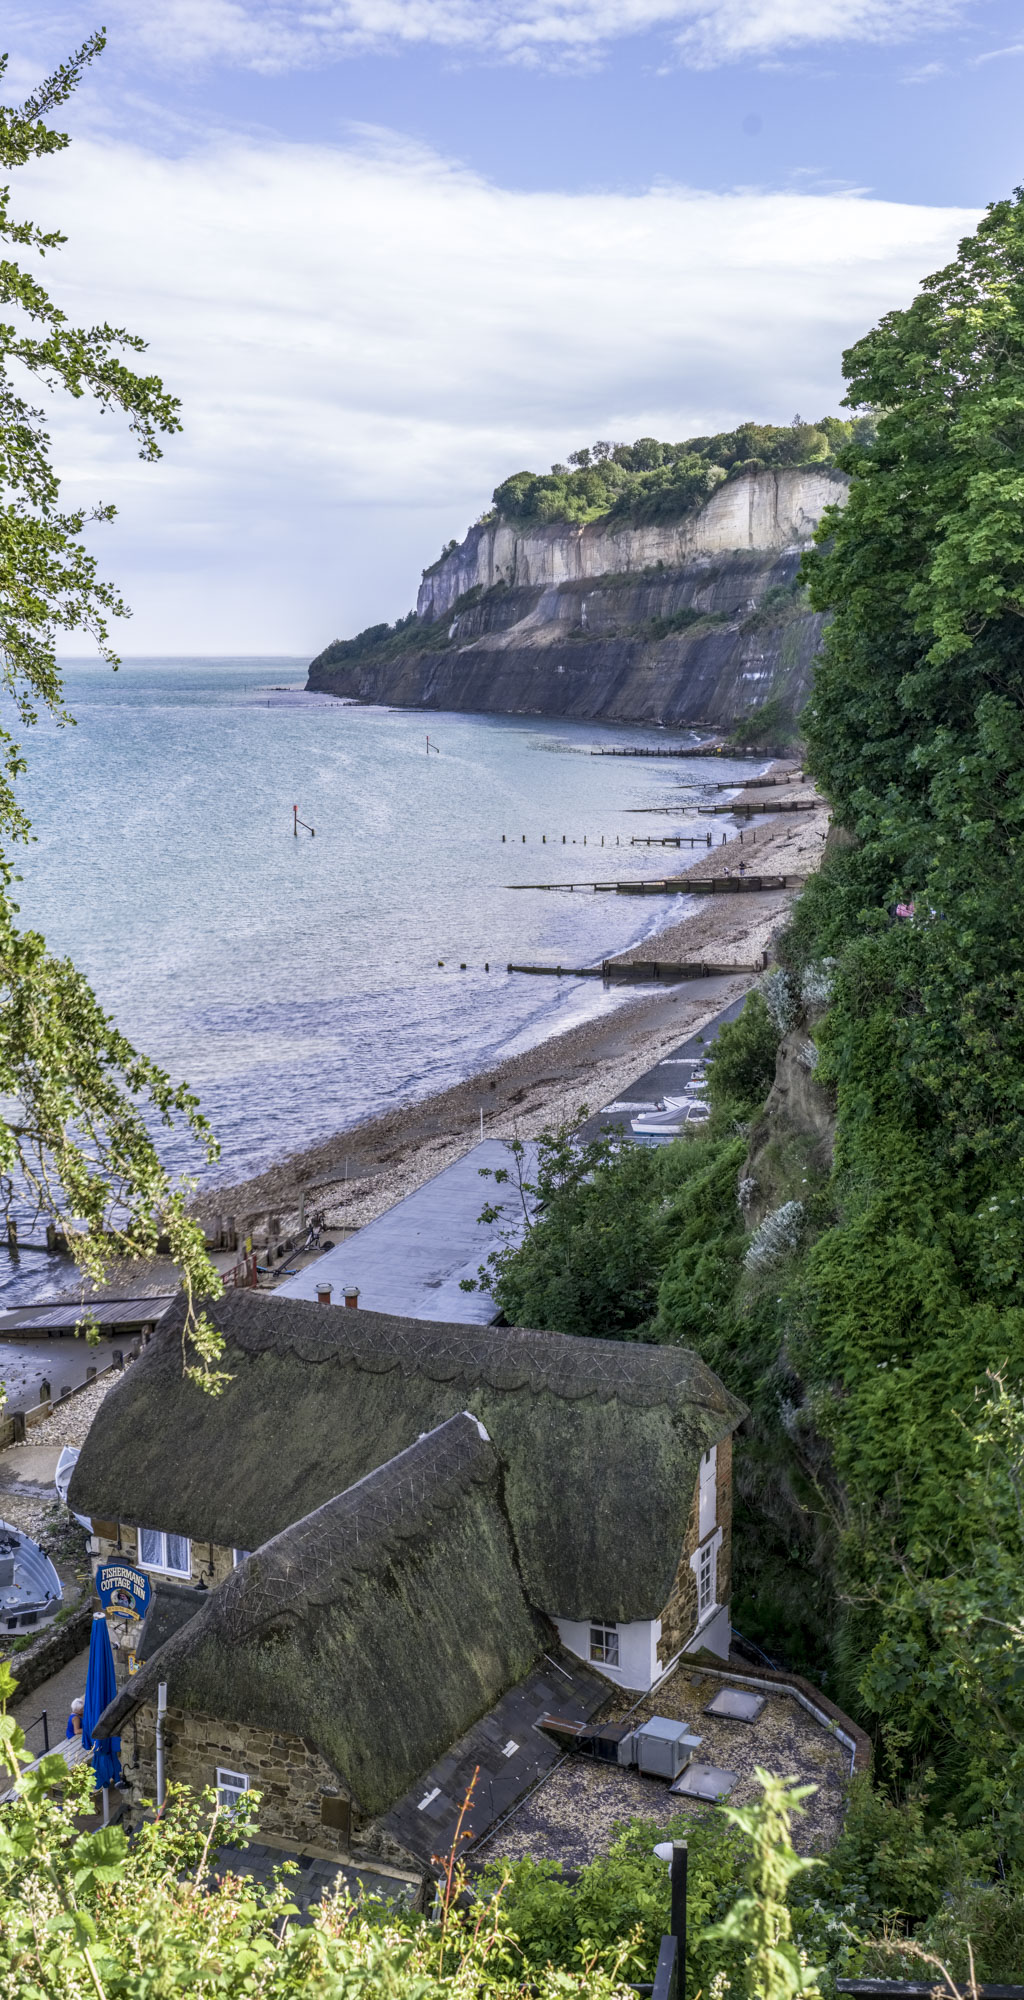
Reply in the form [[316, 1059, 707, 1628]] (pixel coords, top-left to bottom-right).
[[82, 1613, 122, 1805]]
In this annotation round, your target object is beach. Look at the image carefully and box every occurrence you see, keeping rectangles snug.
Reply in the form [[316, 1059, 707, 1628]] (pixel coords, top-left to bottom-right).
[[201, 766, 827, 1242]]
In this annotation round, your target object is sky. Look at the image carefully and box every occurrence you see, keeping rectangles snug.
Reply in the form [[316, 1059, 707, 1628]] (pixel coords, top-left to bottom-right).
[[3, 2, 1022, 655]]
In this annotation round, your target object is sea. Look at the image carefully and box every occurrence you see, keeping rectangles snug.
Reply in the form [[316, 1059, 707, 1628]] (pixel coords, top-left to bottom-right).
[[1, 657, 763, 1300]]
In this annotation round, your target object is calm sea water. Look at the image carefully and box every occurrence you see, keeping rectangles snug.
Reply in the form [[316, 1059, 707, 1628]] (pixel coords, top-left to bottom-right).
[[5, 657, 761, 1209]]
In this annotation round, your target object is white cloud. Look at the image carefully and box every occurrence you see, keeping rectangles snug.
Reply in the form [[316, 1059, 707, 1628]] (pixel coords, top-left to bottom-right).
[[14, 130, 976, 652], [971, 40, 1024, 63], [13, 0, 972, 75]]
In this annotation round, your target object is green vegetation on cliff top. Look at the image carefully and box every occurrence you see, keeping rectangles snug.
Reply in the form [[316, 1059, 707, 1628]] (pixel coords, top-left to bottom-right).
[[483, 415, 870, 534]]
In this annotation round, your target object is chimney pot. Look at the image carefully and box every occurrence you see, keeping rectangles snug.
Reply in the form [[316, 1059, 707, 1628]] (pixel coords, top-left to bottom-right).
[[316, 1284, 333, 1306], [344, 1286, 360, 1309]]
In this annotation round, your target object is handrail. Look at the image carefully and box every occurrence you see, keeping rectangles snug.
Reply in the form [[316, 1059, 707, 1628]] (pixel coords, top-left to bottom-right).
[[21, 1709, 49, 1752]]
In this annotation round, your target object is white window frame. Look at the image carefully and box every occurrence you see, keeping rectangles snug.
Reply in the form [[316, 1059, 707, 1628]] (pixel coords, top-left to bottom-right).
[[137, 1528, 191, 1578], [232, 1548, 252, 1568], [216, 1767, 249, 1814], [589, 1622, 620, 1668], [689, 1526, 724, 1630], [697, 1539, 717, 1618], [698, 1446, 717, 1541]]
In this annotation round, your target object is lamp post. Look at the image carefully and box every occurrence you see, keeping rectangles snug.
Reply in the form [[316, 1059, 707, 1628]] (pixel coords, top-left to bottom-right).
[[652, 1839, 687, 2000]]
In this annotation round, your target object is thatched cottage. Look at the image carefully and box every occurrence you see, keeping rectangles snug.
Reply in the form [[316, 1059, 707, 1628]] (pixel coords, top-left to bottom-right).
[[71, 1293, 744, 1879]]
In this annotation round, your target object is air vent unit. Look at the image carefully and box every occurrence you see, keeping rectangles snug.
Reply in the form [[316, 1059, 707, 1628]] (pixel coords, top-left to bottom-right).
[[632, 1717, 703, 1781]]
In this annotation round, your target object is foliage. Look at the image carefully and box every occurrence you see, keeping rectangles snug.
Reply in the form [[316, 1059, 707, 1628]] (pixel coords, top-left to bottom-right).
[[463, 1107, 749, 1340], [480, 1809, 748, 1994], [727, 691, 802, 753], [707, 992, 781, 1113], [491, 417, 872, 530], [703, 1770, 822, 2000], [0, 39, 223, 1377], [486, 187, 1024, 1862], [788, 186, 1024, 1825]]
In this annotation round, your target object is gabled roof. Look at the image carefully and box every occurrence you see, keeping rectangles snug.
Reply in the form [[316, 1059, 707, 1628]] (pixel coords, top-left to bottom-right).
[[71, 1292, 745, 1621], [97, 1414, 544, 1817]]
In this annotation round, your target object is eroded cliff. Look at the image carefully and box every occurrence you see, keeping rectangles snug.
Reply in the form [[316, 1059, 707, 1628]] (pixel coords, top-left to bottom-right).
[[307, 466, 846, 727]]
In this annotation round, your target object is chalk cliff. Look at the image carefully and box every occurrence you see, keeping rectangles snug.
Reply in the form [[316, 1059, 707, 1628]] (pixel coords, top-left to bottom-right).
[[307, 465, 846, 727]]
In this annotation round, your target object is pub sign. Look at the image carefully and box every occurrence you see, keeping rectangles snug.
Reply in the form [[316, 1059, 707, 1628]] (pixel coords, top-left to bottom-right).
[[96, 1561, 152, 1621]]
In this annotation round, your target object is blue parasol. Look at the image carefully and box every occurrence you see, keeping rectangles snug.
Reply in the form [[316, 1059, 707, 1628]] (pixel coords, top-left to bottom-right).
[[82, 1613, 122, 1789]]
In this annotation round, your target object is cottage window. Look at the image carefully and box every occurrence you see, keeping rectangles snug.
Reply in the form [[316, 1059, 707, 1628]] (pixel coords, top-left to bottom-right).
[[697, 1538, 718, 1618], [589, 1623, 620, 1668], [232, 1548, 252, 1567], [698, 1447, 717, 1541], [137, 1528, 191, 1578], [216, 1767, 249, 1814]]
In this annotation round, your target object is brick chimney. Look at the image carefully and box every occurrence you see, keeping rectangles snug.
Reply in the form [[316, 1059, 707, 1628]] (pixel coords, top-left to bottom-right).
[[343, 1285, 360, 1309], [316, 1282, 333, 1306]]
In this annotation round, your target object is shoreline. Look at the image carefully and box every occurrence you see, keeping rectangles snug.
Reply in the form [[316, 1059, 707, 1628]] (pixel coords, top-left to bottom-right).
[[198, 766, 828, 1239]]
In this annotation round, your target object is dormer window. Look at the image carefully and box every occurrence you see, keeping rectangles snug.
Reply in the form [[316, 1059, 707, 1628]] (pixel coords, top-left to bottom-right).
[[589, 1623, 619, 1667]]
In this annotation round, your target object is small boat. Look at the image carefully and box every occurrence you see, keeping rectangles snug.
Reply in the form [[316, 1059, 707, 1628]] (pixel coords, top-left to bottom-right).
[[55, 1446, 90, 1530], [0, 1520, 62, 1633], [630, 1101, 710, 1136]]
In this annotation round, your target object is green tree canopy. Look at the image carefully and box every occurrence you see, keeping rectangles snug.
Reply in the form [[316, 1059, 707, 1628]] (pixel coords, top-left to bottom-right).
[[0, 37, 222, 1378]]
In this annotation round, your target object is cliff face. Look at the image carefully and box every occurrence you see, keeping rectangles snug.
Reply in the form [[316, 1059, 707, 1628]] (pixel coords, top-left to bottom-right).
[[308, 466, 846, 727]]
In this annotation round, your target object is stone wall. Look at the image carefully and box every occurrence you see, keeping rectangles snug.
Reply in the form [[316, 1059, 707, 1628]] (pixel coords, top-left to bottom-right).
[[90, 1526, 238, 1665], [656, 1437, 733, 1666], [92, 1525, 237, 1593], [123, 1703, 420, 1875]]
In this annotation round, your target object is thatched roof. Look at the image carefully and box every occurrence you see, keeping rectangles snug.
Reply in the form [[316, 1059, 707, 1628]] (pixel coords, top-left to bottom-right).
[[96, 1414, 544, 1816], [71, 1293, 745, 1622]]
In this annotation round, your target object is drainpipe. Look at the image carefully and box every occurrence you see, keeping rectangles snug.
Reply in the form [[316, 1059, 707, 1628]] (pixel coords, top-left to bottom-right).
[[156, 1682, 167, 1809]]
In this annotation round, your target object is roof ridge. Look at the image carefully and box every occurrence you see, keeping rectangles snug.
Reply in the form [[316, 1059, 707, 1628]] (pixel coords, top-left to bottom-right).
[[172, 1292, 741, 1416]]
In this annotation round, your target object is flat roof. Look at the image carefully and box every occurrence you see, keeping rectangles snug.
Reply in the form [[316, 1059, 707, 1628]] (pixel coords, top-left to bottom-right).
[[0, 1297, 173, 1336], [476, 1662, 851, 1870], [275, 1140, 537, 1322]]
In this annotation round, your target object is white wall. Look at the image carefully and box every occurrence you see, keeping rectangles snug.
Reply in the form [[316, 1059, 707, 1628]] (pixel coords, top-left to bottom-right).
[[552, 1615, 662, 1692], [684, 1603, 731, 1661]]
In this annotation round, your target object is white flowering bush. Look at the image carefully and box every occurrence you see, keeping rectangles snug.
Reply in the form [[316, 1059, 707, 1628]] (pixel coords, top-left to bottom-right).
[[800, 959, 837, 1010], [758, 967, 798, 1037], [744, 1200, 805, 1272]]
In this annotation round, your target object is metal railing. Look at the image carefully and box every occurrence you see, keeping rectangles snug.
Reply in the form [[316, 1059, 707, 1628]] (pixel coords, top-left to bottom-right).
[[21, 1709, 49, 1752], [837, 1985, 1024, 1999]]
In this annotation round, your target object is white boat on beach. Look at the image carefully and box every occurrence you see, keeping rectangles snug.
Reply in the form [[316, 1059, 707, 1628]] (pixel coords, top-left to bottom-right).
[[630, 1100, 710, 1136], [0, 1519, 62, 1633]]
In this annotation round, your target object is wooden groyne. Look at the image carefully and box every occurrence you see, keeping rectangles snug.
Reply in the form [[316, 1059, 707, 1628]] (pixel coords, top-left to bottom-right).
[[699, 798, 822, 816], [507, 958, 765, 982], [590, 743, 727, 759], [508, 873, 806, 894]]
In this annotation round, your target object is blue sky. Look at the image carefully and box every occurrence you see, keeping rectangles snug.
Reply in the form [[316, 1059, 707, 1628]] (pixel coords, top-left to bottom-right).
[[5, 2, 1021, 652]]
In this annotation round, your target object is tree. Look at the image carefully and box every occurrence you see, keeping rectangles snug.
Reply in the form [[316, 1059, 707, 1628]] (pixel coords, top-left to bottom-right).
[[0, 38, 222, 1381]]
